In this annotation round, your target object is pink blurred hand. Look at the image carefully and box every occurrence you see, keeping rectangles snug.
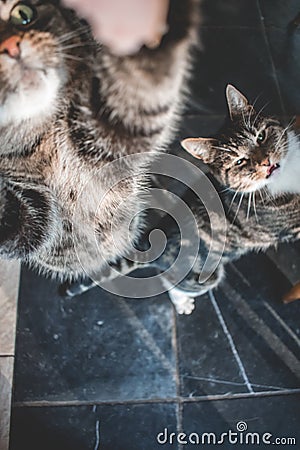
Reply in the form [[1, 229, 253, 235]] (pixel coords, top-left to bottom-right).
[[62, 0, 169, 55]]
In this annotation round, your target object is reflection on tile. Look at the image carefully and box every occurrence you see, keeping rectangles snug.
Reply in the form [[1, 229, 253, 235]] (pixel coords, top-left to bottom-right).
[[215, 253, 300, 391], [14, 268, 176, 403], [10, 403, 178, 450], [0, 261, 20, 355], [0, 357, 14, 450], [182, 395, 300, 449]]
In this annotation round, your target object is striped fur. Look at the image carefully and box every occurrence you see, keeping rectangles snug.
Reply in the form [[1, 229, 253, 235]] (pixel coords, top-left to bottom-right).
[[0, 0, 199, 280]]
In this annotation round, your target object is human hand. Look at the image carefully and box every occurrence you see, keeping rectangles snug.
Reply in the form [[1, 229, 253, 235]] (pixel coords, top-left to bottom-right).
[[62, 0, 170, 55]]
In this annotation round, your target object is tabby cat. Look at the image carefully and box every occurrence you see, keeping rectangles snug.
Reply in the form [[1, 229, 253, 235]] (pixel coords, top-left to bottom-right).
[[0, 0, 198, 280], [75, 85, 300, 314]]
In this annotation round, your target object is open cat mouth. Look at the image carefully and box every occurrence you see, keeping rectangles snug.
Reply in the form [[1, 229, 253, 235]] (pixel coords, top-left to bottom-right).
[[266, 163, 280, 178]]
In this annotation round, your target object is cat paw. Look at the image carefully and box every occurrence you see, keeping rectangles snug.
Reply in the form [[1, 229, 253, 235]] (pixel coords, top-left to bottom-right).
[[173, 297, 195, 315]]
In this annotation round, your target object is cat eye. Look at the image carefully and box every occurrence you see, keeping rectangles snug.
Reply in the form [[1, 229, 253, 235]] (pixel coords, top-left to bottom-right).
[[256, 130, 267, 144], [236, 158, 246, 166], [10, 3, 37, 27]]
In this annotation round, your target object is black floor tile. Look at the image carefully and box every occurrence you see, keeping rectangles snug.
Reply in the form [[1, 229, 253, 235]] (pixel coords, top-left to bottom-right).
[[201, 0, 261, 28], [213, 253, 300, 392], [187, 29, 283, 115], [267, 242, 300, 284], [259, 0, 300, 29], [182, 394, 300, 449], [180, 115, 225, 138], [177, 294, 250, 397], [14, 268, 176, 403], [263, 28, 300, 114], [10, 403, 178, 450]]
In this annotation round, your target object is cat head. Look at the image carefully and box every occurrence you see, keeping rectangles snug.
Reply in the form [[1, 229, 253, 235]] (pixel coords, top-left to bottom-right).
[[0, 0, 92, 128], [182, 85, 288, 193]]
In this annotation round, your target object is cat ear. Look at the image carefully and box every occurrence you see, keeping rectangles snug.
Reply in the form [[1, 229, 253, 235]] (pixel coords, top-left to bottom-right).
[[226, 84, 250, 120], [181, 138, 217, 163]]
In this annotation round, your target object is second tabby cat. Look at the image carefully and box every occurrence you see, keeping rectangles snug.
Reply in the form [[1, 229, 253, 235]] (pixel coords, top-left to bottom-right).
[[72, 84, 300, 314]]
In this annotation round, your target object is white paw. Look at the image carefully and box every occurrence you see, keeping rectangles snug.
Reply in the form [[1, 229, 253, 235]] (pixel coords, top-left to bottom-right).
[[173, 296, 195, 315]]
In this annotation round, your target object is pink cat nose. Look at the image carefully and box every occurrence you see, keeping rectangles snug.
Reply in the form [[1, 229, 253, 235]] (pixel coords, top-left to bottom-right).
[[0, 35, 21, 59], [261, 157, 270, 167]]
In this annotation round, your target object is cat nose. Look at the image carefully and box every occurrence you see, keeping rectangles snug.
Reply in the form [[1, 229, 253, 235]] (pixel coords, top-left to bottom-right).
[[261, 157, 270, 166], [0, 35, 21, 59]]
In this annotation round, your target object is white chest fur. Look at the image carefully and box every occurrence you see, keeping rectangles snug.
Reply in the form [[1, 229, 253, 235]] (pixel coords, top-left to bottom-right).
[[268, 131, 300, 195]]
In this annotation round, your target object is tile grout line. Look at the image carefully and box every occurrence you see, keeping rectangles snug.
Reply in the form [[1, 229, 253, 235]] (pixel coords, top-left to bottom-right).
[[208, 290, 254, 394], [13, 388, 300, 409], [184, 374, 295, 392], [172, 309, 183, 450]]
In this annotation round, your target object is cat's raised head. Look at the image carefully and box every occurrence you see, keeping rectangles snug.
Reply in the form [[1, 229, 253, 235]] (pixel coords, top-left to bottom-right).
[[0, 0, 91, 128], [182, 85, 288, 193]]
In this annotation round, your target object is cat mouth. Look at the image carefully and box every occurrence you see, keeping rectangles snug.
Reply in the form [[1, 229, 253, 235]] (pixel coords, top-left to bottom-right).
[[266, 163, 280, 178]]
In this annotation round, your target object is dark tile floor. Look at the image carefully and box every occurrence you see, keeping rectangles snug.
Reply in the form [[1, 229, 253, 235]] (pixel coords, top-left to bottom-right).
[[10, 1, 300, 449]]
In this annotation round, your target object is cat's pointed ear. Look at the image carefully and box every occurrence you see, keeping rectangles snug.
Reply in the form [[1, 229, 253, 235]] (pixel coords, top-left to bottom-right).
[[226, 84, 250, 120], [181, 137, 217, 163]]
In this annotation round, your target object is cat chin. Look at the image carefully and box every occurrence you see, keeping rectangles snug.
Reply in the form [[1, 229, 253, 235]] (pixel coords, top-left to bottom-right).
[[0, 67, 64, 128]]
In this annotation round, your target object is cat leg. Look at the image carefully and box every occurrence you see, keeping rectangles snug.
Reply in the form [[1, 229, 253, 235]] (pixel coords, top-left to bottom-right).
[[59, 278, 97, 298], [161, 278, 207, 315], [167, 287, 197, 315], [59, 257, 142, 298]]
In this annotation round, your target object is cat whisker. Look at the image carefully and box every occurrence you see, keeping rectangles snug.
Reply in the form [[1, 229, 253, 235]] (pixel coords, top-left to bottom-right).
[[219, 187, 232, 194], [262, 187, 276, 207], [56, 27, 91, 45], [253, 192, 259, 222], [251, 102, 270, 129], [228, 190, 240, 211], [251, 93, 262, 111], [228, 180, 246, 211], [231, 191, 245, 224], [246, 192, 252, 220], [246, 108, 252, 129], [258, 188, 265, 205], [246, 94, 263, 128], [59, 53, 86, 63], [59, 42, 94, 51], [274, 129, 288, 154]]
